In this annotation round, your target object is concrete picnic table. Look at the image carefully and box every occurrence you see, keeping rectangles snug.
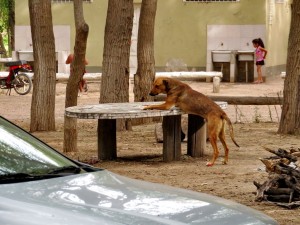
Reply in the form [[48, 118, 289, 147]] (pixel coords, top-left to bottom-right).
[[65, 101, 227, 162]]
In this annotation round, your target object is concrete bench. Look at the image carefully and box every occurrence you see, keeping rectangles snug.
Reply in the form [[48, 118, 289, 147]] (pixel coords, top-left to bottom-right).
[[15, 71, 222, 93], [156, 71, 223, 93]]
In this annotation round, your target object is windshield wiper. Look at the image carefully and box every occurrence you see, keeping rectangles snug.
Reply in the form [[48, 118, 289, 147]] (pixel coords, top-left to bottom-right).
[[0, 173, 60, 184], [0, 166, 81, 184], [46, 165, 81, 175]]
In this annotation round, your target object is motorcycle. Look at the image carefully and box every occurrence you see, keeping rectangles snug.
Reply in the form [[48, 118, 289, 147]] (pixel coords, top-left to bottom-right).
[[0, 60, 33, 95]]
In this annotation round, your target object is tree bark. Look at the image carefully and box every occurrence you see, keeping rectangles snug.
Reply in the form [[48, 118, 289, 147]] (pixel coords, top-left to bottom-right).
[[100, 0, 133, 130], [133, 0, 157, 125], [29, 0, 56, 132], [278, 1, 300, 135], [63, 0, 89, 152]]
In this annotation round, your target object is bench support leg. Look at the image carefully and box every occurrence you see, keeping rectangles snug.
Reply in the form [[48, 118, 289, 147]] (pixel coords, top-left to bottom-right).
[[213, 77, 220, 93], [98, 119, 117, 160], [162, 115, 182, 162], [187, 114, 206, 157]]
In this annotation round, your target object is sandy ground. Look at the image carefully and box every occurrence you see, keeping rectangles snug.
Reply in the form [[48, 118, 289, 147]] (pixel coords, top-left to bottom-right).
[[1, 75, 299, 225]]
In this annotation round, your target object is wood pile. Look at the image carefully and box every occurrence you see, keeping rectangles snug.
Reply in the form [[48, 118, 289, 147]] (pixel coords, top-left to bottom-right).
[[253, 147, 300, 209]]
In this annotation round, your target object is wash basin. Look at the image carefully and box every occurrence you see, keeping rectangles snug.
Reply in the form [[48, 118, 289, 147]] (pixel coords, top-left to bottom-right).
[[237, 50, 254, 61], [18, 51, 34, 61], [211, 50, 232, 62]]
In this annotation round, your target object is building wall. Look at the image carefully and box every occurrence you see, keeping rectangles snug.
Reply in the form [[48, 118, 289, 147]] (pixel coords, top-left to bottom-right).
[[15, 0, 107, 72], [15, 0, 280, 75], [266, 0, 291, 76], [155, 0, 265, 71]]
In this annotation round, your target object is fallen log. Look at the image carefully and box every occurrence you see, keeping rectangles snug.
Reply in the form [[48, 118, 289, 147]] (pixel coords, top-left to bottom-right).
[[254, 175, 282, 202], [260, 158, 290, 172], [207, 96, 283, 105], [253, 182, 294, 195], [275, 164, 300, 179], [266, 188, 294, 195], [276, 201, 300, 209], [266, 194, 293, 203], [154, 95, 283, 105], [263, 147, 298, 162]]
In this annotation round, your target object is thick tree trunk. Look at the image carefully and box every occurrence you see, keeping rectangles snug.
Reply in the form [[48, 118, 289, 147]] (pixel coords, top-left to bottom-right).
[[278, 2, 300, 135], [100, 0, 133, 130], [133, 0, 157, 125], [29, 0, 56, 132], [63, 0, 89, 152]]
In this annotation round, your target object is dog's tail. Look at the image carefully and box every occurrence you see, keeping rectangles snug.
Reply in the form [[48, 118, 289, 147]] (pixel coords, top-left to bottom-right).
[[222, 114, 240, 147]]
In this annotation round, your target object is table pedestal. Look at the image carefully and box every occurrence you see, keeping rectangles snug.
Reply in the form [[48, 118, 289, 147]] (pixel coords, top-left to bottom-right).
[[98, 119, 116, 160], [187, 115, 206, 157], [162, 115, 182, 162]]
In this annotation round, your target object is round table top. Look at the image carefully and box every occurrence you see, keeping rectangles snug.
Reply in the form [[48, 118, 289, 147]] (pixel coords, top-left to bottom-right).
[[65, 101, 228, 120]]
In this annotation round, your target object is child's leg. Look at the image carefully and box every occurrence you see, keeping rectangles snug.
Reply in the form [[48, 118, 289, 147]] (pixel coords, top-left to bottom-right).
[[78, 79, 84, 92], [82, 79, 88, 92], [257, 65, 263, 82]]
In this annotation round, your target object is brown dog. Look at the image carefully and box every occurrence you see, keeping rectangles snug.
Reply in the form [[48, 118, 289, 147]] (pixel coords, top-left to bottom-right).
[[144, 77, 239, 166]]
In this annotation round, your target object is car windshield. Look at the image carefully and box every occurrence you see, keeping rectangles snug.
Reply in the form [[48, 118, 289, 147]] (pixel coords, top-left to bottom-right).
[[0, 117, 78, 177]]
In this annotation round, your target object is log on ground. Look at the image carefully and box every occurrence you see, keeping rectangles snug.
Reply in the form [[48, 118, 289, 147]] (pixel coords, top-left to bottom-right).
[[154, 95, 283, 105]]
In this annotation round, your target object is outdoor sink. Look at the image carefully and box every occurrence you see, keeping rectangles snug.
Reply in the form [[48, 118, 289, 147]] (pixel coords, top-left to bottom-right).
[[211, 50, 232, 62], [237, 50, 254, 61], [18, 51, 34, 61]]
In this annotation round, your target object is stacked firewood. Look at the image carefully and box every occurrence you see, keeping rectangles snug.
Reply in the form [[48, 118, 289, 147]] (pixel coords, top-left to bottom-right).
[[253, 147, 300, 209]]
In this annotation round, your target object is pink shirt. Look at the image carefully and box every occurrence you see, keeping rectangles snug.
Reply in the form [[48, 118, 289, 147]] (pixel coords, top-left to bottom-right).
[[255, 47, 264, 62]]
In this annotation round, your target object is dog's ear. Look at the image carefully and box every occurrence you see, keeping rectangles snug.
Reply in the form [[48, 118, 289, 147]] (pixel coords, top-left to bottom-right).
[[163, 79, 170, 92]]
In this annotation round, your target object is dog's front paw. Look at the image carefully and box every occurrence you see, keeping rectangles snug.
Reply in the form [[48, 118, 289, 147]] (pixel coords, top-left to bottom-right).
[[206, 162, 214, 167]]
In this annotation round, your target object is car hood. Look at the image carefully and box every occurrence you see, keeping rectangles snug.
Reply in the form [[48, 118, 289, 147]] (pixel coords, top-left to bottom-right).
[[0, 170, 277, 225]]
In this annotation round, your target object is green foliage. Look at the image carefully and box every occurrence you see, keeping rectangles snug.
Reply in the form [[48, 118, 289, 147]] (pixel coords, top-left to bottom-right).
[[0, 0, 11, 32], [0, 0, 14, 55]]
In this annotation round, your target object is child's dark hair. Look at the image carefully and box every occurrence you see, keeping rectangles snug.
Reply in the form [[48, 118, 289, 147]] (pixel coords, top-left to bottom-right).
[[252, 38, 265, 48]]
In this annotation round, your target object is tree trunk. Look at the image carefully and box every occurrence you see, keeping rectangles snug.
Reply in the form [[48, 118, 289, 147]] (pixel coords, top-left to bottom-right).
[[133, 0, 157, 125], [100, 0, 133, 130], [29, 0, 56, 132], [0, 34, 7, 57], [278, 1, 300, 135], [63, 0, 89, 152], [8, 0, 15, 54]]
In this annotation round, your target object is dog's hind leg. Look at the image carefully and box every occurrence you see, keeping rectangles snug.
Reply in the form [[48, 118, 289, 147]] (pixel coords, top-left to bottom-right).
[[207, 135, 219, 166], [218, 122, 229, 165], [206, 120, 219, 166]]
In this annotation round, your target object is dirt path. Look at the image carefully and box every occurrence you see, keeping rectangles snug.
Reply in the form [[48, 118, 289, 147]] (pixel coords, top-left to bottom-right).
[[1, 76, 299, 224]]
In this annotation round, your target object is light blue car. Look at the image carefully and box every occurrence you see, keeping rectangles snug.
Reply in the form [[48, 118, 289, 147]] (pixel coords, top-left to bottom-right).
[[0, 116, 278, 225]]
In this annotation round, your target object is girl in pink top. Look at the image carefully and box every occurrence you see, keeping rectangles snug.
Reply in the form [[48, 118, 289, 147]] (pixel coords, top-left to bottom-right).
[[252, 38, 268, 84], [66, 53, 89, 94]]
